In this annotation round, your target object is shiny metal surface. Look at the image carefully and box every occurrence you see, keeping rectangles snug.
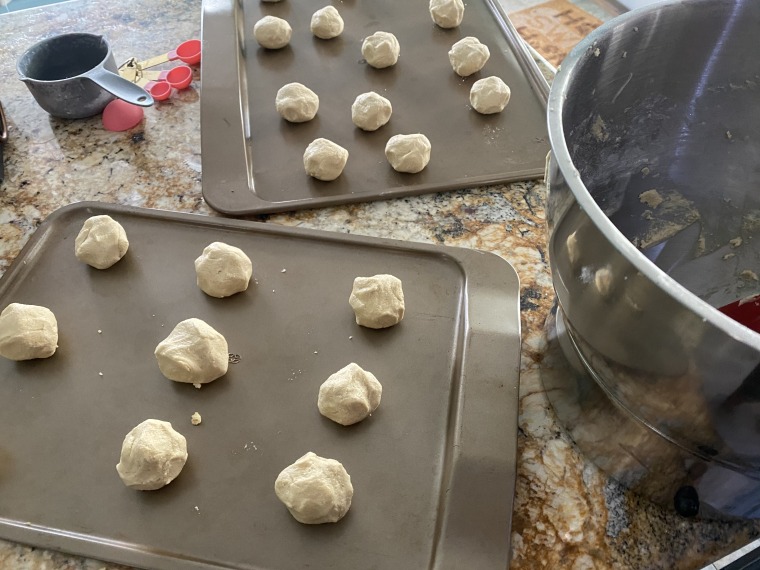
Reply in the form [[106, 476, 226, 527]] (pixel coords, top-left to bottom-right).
[[546, 0, 760, 517], [17, 33, 152, 119]]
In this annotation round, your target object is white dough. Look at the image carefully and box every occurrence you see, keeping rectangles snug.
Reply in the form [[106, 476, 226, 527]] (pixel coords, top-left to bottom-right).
[[154, 318, 228, 384], [384, 133, 431, 174], [448, 36, 490, 77], [318, 363, 382, 426], [351, 92, 392, 131], [116, 419, 188, 491], [253, 16, 292, 49], [349, 274, 405, 328], [429, 0, 464, 28], [74, 215, 129, 270], [361, 31, 400, 69], [469, 76, 511, 114], [191, 412, 202, 426], [311, 6, 344, 39], [276, 83, 319, 123], [194, 242, 253, 298], [303, 138, 348, 181], [0, 303, 58, 361], [275, 452, 353, 524]]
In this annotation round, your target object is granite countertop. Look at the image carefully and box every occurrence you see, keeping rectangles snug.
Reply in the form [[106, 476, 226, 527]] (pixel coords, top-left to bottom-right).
[[0, 0, 758, 568]]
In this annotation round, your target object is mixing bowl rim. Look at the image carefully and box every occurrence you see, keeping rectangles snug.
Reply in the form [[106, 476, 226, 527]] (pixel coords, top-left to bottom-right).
[[546, 0, 760, 351]]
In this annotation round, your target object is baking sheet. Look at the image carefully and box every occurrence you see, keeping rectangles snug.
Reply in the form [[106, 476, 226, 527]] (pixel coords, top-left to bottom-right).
[[0, 202, 521, 570], [200, 0, 550, 215]]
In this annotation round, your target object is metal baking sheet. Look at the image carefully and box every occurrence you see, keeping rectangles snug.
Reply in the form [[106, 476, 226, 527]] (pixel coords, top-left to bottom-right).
[[0, 202, 521, 570], [200, 0, 550, 215]]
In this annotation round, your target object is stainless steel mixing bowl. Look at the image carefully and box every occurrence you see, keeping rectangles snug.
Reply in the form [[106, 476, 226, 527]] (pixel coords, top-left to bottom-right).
[[545, 0, 760, 518]]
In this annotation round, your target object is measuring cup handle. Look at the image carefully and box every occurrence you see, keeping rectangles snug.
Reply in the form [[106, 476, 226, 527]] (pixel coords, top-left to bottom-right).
[[87, 67, 154, 107]]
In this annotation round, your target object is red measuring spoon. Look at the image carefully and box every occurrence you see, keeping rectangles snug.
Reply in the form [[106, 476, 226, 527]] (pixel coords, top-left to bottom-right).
[[138, 40, 201, 69], [141, 65, 194, 101]]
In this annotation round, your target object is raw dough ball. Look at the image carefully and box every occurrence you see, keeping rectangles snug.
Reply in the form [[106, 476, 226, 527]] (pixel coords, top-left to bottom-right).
[[361, 31, 400, 69], [351, 92, 392, 131], [253, 16, 292, 49], [194, 242, 253, 298], [429, 0, 464, 28], [154, 318, 228, 384], [276, 83, 319, 123], [469, 76, 511, 114], [448, 36, 490, 77], [385, 133, 431, 174], [303, 138, 348, 181], [275, 452, 353, 524], [74, 215, 129, 270], [318, 363, 382, 426], [311, 6, 344, 39], [0, 303, 58, 361], [349, 274, 405, 328], [116, 419, 188, 491]]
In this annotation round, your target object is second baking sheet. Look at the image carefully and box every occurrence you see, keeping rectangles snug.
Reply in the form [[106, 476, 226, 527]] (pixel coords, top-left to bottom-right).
[[201, 0, 550, 215], [0, 203, 520, 570]]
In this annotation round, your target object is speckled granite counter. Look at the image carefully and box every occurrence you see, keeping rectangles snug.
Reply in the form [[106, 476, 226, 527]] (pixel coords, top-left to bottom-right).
[[0, 0, 758, 568]]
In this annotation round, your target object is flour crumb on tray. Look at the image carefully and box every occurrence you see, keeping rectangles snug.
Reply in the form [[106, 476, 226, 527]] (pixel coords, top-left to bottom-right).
[[191, 412, 202, 426]]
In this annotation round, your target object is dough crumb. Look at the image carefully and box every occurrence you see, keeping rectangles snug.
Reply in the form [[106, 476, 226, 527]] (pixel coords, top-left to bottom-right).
[[275, 452, 353, 524], [641, 166, 650, 177], [0, 303, 58, 361], [318, 363, 382, 425], [75, 215, 129, 269], [594, 266, 614, 297], [741, 270, 759, 281], [99, 372, 103, 376], [730, 237, 743, 248], [639, 189, 664, 209], [191, 412, 202, 426], [98, 329, 102, 334], [723, 253, 736, 260], [726, 130, 733, 140], [350, 274, 405, 328], [193, 383, 202, 389], [281, 268, 287, 273], [116, 419, 188, 491], [593, 47, 601, 57]]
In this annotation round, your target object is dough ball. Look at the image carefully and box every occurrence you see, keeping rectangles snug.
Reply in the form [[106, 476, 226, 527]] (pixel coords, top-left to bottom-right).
[[276, 82, 319, 123], [116, 419, 188, 491], [429, 0, 464, 28], [275, 452, 353, 524], [470, 76, 511, 114], [0, 303, 58, 361], [318, 363, 382, 426], [253, 16, 292, 49], [351, 92, 392, 131], [154, 318, 228, 384], [448, 36, 490, 77], [361, 31, 400, 69], [349, 274, 405, 328], [311, 6, 344, 39], [385, 133, 431, 174], [303, 138, 348, 181], [194, 242, 253, 298], [74, 215, 129, 270]]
